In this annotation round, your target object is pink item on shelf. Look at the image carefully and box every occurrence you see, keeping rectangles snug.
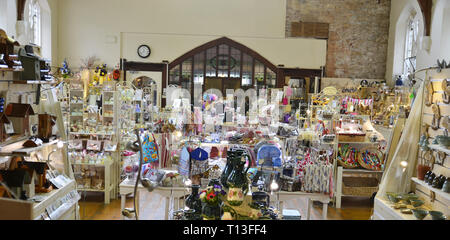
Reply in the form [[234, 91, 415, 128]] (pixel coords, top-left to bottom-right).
[[285, 87, 293, 97]]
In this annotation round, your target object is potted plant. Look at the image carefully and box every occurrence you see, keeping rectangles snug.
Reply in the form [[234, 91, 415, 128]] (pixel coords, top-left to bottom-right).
[[199, 184, 226, 220]]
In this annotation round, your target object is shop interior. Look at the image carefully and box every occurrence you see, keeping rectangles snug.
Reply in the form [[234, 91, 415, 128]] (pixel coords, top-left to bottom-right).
[[0, 0, 449, 220]]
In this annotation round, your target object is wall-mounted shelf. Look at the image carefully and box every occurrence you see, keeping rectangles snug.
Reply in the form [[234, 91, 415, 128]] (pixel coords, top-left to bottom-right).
[[428, 144, 450, 155], [411, 177, 450, 202]]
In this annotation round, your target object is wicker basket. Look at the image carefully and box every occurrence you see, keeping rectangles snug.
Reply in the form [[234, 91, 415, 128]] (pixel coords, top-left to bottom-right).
[[357, 148, 384, 171], [337, 158, 360, 169], [342, 177, 379, 196]]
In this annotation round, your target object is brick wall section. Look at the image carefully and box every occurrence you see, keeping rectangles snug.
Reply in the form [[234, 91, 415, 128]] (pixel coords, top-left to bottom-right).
[[286, 0, 391, 79]]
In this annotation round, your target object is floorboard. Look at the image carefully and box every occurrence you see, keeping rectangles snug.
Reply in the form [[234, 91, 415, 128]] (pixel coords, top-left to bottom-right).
[[78, 192, 373, 220]]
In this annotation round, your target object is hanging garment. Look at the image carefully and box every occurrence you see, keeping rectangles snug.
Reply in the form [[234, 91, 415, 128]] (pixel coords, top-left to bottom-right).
[[190, 147, 208, 161], [159, 133, 171, 168], [190, 147, 209, 176], [142, 134, 159, 164], [303, 162, 333, 194], [178, 147, 190, 176]]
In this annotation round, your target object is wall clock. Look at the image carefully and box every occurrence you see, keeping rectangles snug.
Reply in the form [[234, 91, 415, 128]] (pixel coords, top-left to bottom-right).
[[137, 44, 151, 58]]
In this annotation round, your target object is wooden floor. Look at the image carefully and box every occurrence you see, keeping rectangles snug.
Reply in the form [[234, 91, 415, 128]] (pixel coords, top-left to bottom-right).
[[78, 192, 374, 220]]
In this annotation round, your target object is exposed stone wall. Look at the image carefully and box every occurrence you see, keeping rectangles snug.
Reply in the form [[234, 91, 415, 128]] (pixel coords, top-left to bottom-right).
[[286, 0, 391, 79]]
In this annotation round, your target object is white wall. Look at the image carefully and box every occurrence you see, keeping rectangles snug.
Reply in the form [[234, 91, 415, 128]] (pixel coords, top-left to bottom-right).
[[0, 0, 18, 38], [121, 33, 327, 69], [386, 0, 450, 85], [0, 0, 55, 62], [57, 0, 327, 69]]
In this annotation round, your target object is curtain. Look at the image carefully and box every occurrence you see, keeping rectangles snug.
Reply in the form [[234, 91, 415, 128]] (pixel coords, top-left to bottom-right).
[[377, 82, 424, 196]]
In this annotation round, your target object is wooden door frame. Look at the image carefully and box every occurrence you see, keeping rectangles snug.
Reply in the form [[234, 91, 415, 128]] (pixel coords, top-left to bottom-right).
[[120, 58, 168, 107]]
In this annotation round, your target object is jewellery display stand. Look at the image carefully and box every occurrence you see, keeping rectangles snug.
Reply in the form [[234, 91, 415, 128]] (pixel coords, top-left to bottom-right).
[[117, 82, 137, 182], [68, 83, 119, 204]]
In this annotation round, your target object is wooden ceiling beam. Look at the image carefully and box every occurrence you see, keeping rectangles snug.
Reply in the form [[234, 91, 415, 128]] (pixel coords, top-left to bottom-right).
[[417, 0, 432, 36]]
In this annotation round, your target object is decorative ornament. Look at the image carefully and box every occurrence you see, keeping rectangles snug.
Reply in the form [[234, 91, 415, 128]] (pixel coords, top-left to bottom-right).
[[442, 79, 450, 104], [431, 103, 441, 130]]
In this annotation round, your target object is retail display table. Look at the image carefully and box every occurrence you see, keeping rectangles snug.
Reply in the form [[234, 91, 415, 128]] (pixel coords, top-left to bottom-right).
[[275, 191, 330, 220], [119, 180, 189, 220]]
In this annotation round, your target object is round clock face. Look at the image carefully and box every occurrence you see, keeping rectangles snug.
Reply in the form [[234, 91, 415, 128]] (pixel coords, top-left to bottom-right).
[[138, 45, 151, 58]]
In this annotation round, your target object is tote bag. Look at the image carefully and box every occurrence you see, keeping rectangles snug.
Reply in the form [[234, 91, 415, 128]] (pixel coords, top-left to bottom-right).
[[142, 134, 159, 164]]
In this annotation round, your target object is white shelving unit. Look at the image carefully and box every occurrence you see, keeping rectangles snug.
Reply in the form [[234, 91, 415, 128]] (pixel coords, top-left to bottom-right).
[[68, 85, 119, 204]]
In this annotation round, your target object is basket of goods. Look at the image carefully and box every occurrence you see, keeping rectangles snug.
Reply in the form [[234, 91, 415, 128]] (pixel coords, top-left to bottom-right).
[[336, 119, 366, 142], [337, 144, 360, 168], [342, 177, 379, 196], [357, 147, 384, 171]]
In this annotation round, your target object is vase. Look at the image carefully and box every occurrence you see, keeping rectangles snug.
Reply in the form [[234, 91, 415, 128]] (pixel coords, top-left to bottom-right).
[[226, 158, 249, 206], [424, 171, 432, 183], [442, 178, 450, 193], [220, 149, 245, 188], [417, 165, 431, 181], [427, 172, 436, 185], [185, 185, 202, 216], [202, 203, 222, 220]]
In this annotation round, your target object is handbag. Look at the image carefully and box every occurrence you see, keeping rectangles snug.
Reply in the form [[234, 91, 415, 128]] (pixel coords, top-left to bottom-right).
[[142, 134, 159, 164]]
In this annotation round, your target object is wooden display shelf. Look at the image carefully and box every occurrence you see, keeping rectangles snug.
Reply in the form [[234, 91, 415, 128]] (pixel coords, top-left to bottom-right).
[[411, 177, 450, 202], [428, 144, 450, 155], [69, 132, 115, 136], [342, 168, 384, 173], [0, 68, 24, 72], [77, 188, 106, 192], [71, 162, 105, 167], [32, 180, 76, 219], [0, 139, 58, 157]]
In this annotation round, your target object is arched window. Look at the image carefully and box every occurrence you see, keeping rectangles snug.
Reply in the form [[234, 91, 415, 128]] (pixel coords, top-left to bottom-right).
[[169, 37, 279, 98], [403, 13, 419, 75], [28, 0, 41, 46]]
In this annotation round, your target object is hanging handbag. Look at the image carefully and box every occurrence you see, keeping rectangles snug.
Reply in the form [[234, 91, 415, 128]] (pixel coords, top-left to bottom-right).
[[142, 134, 159, 164]]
